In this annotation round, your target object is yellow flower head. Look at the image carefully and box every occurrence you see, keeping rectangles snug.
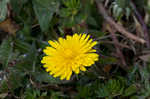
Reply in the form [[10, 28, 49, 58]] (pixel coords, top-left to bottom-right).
[[41, 33, 99, 80]]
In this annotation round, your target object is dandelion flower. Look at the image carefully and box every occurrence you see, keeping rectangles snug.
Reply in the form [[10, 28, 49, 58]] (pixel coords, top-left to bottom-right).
[[41, 33, 99, 80]]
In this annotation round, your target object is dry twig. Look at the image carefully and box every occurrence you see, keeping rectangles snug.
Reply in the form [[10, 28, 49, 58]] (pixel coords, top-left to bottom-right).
[[95, 1, 146, 44], [107, 25, 128, 69], [130, 1, 150, 48]]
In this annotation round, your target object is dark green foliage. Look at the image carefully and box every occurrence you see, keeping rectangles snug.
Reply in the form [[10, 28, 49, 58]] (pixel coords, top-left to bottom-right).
[[0, 38, 13, 68], [112, 0, 131, 20], [96, 78, 125, 98], [0, 0, 9, 22], [0, 0, 150, 99], [33, 0, 60, 32], [124, 84, 137, 96], [60, 0, 86, 28]]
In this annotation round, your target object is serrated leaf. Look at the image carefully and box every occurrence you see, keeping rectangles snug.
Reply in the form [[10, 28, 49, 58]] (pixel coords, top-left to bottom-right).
[[107, 79, 124, 96], [0, 37, 13, 68], [96, 79, 125, 98], [76, 85, 93, 98], [33, 72, 61, 84], [63, 0, 80, 9], [0, 80, 9, 93], [32, 0, 59, 32], [96, 84, 110, 98], [124, 84, 137, 96]]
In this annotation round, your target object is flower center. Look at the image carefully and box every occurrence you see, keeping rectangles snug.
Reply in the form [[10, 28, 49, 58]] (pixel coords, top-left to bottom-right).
[[64, 49, 76, 59]]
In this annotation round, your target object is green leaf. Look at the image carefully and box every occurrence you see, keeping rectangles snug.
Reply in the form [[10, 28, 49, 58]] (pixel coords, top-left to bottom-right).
[[32, 0, 59, 32], [130, 95, 139, 99], [0, 80, 9, 93], [24, 88, 38, 99], [33, 72, 61, 84], [96, 79, 125, 98], [14, 39, 31, 53], [124, 84, 137, 96], [96, 84, 110, 98], [99, 57, 117, 65], [10, 0, 27, 14], [50, 91, 63, 99], [76, 85, 93, 98], [15, 41, 38, 72], [107, 79, 124, 96], [0, 0, 10, 22], [86, 16, 98, 27], [116, 0, 129, 8], [63, 0, 81, 9], [0, 37, 13, 68], [7, 71, 26, 91]]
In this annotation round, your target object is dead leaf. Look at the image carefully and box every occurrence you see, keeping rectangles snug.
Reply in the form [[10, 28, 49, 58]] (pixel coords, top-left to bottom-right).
[[139, 54, 150, 62], [0, 93, 8, 98], [0, 18, 19, 35], [103, 65, 112, 73]]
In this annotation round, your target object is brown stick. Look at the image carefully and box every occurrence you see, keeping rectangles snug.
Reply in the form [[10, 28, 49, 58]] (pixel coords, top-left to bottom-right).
[[130, 1, 150, 48], [100, 41, 131, 49], [107, 25, 127, 69], [95, 1, 146, 44]]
